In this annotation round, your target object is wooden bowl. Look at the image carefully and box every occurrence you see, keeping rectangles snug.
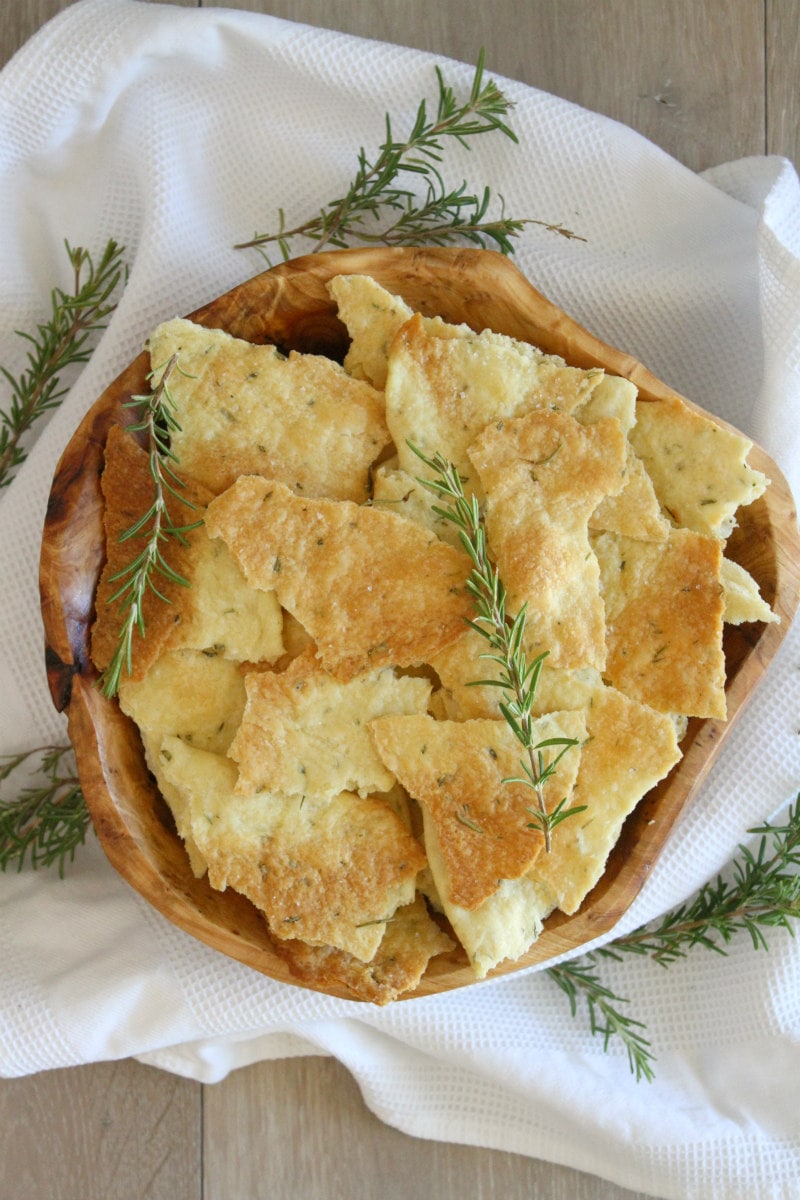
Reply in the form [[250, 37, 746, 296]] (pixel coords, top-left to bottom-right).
[[39, 246, 800, 1000]]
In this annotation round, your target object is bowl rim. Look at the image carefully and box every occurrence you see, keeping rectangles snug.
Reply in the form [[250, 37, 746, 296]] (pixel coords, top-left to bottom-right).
[[39, 245, 800, 1000]]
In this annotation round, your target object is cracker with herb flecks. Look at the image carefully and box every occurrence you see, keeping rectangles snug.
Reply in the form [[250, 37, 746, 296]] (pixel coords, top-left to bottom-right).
[[588, 451, 670, 542], [92, 426, 285, 681], [721, 557, 780, 625], [628, 393, 768, 537], [369, 711, 585, 910], [229, 650, 432, 799], [468, 408, 628, 670], [385, 313, 605, 496], [157, 737, 426, 961], [119, 647, 249, 876], [147, 318, 390, 502], [204, 475, 473, 681], [370, 461, 463, 548], [272, 895, 455, 1004], [593, 527, 727, 717], [420, 810, 553, 978], [328, 274, 561, 391], [527, 683, 681, 914]]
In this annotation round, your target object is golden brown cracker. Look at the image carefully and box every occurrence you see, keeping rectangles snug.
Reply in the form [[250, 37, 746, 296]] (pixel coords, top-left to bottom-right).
[[468, 409, 627, 669], [148, 317, 390, 502], [369, 711, 585, 910], [273, 895, 454, 1004], [229, 650, 432, 799], [204, 476, 473, 680], [628, 393, 767, 537], [386, 313, 604, 497], [158, 738, 426, 960], [593, 528, 727, 717]]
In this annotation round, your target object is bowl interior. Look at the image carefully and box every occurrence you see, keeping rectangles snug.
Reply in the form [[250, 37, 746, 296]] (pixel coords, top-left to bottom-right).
[[40, 246, 800, 1000]]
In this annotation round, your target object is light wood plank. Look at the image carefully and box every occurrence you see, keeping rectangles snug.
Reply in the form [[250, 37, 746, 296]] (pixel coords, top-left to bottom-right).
[[766, 0, 800, 169], [0, 1060, 202, 1200], [0, 0, 197, 69], [203, 1055, 652, 1200], [227, 0, 765, 170]]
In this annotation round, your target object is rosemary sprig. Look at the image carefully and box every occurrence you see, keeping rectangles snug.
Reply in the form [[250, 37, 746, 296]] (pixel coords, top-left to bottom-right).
[[410, 444, 583, 851], [98, 356, 202, 698], [0, 238, 126, 488], [549, 794, 800, 1079], [548, 958, 656, 1083], [235, 51, 581, 260], [0, 745, 92, 876]]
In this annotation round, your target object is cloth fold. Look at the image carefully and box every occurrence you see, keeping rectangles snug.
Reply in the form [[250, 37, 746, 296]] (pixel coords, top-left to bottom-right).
[[1, 4, 799, 1197]]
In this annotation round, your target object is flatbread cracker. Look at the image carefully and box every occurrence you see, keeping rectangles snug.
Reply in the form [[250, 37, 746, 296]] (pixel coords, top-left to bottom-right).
[[148, 318, 390, 502], [272, 895, 454, 1004], [229, 650, 432, 799], [92, 426, 284, 681], [528, 685, 681, 914], [158, 737, 426, 961], [370, 711, 585, 910], [593, 528, 727, 717], [420, 813, 550, 978], [721, 557, 779, 625], [628, 393, 767, 537], [204, 476, 473, 680], [386, 313, 604, 496], [468, 409, 628, 669]]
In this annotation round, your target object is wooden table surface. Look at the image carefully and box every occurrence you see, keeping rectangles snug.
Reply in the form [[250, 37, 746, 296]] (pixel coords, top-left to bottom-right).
[[1, 3, 797, 1198]]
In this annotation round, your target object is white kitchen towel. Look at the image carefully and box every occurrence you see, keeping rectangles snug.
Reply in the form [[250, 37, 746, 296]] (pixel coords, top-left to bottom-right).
[[1, 4, 799, 1198]]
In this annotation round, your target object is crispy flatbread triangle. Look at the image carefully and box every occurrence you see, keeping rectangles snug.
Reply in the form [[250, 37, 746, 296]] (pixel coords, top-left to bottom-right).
[[370, 711, 585, 910], [229, 650, 432, 799], [158, 737, 426, 961], [468, 408, 628, 669], [593, 528, 727, 717], [148, 317, 390, 502], [628, 393, 767, 537], [204, 475, 473, 680]]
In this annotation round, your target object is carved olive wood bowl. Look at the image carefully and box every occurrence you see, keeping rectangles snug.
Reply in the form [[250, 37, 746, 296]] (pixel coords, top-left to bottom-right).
[[40, 247, 800, 1000]]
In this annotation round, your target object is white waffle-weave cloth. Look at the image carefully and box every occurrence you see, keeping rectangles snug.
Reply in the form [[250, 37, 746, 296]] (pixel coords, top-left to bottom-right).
[[1, 4, 799, 1198]]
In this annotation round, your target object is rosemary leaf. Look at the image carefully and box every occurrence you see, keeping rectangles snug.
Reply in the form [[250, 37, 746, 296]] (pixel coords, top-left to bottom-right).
[[410, 442, 583, 851], [235, 51, 582, 260], [98, 355, 203, 698], [0, 745, 91, 876], [549, 793, 800, 1081], [0, 239, 126, 488]]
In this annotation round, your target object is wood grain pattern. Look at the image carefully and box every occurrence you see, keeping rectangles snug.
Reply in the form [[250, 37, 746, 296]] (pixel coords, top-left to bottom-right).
[[0, 1060, 201, 1200], [204, 1056, 655, 1200], [39, 246, 800, 1001], [2, 5, 796, 1200]]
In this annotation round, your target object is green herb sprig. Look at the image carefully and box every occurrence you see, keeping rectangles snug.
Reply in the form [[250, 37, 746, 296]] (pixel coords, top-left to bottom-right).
[[98, 355, 202, 698], [548, 793, 800, 1080], [235, 51, 582, 261], [0, 745, 92, 876], [410, 444, 583, 851], [0, 239, 126, 489]]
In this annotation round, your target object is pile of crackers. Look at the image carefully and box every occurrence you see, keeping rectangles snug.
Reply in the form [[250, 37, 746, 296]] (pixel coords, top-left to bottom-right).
[[91, 273, 776, 1001]]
